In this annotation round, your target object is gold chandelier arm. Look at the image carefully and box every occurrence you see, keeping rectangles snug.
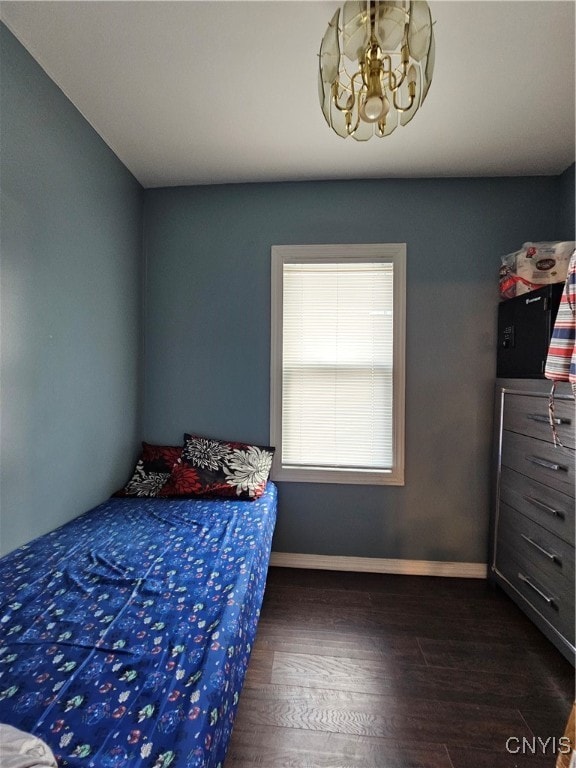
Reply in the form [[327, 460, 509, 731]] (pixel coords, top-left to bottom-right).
[[345, 99, 363, 135], [393, 87, 415, 113], [331, 80, 350, 114], [382, 55, 399, 92], [385, 42, 411, 94], [398, 40, 411, 85], [331, 71, 363, 114]]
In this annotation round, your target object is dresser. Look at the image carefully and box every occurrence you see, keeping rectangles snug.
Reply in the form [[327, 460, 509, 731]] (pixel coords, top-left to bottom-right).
[[491, 378, 575, 664]]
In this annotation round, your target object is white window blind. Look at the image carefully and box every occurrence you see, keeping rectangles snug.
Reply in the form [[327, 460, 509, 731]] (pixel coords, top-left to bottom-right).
[[270, 245, 405, 486]]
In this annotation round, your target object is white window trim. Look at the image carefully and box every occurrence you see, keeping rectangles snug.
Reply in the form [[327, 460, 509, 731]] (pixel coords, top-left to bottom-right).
[[270, 243, 406, 486]]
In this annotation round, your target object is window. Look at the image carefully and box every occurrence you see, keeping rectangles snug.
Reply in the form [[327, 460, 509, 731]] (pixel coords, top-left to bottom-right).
[[270, 244, 406, 485]]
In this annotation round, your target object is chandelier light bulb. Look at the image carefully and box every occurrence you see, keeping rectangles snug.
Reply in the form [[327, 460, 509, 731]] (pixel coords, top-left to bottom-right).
[[360, 94, 389, 123], [318, 0, 435, 141]]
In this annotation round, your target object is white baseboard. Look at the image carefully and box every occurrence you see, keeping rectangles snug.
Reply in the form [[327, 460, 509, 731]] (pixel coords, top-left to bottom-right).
[[269, 552, 488, 579]]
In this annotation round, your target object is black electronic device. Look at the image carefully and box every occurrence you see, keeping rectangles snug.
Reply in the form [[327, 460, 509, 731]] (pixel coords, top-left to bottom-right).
[[496, 282, 565, 378]]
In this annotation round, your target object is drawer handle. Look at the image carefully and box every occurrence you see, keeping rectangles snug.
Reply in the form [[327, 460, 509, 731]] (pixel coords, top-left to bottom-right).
[[527, 413, 570, 426], [526, 455, 567, 472], [518, 572, 556, 608], [524, 496, 565, 520], [520, 533, 561, 566]]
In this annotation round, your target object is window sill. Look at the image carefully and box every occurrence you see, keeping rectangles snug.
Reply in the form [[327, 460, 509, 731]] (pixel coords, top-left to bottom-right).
[[271, 466, 405, 486]]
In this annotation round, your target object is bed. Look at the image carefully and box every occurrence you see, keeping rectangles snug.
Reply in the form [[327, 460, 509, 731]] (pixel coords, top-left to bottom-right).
[[0, 477, 277, 768]]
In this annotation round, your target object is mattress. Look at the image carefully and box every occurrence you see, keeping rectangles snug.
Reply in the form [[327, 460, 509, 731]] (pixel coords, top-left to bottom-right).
[[0, 483, 277, 767]]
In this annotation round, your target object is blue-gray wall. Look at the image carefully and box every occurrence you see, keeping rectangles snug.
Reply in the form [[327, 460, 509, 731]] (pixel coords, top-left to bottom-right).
[[0, 24, 144, 555], [1, 21, 573, 566], [142, 176, 572, 564]]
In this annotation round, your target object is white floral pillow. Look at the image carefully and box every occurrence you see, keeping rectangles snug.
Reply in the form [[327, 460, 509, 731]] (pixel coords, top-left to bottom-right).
[[160, 434, 274, 500]]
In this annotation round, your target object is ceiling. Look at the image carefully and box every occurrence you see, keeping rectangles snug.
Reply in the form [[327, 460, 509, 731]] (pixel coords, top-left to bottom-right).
[[1, 1, 574, 188]]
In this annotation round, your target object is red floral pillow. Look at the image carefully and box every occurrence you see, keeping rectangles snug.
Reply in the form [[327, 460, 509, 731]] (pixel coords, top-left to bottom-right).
[[113, 442, 182, 498], [160, 433, 274, 500]]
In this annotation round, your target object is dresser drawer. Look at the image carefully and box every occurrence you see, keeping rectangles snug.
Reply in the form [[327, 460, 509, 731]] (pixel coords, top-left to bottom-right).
[[495, 539, 575, 646], [503, 393, 575, 449], [500, 466, 575, 545], [501, 430, 575, 497], [497, 502, 575, 588]]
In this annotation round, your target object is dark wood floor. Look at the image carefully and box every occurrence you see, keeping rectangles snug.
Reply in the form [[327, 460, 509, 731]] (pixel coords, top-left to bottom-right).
[[225, 567, 574, 768]]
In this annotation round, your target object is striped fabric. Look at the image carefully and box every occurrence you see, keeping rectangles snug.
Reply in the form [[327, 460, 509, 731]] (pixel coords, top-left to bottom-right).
[[545, 250, 576, 385]]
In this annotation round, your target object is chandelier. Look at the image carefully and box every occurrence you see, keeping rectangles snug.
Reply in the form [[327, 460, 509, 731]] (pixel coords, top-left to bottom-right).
[[318, 0, 435, 140]]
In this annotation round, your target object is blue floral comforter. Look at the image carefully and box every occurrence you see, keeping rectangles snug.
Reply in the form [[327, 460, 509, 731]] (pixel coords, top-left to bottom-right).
[[0, 484, 277, 768]]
